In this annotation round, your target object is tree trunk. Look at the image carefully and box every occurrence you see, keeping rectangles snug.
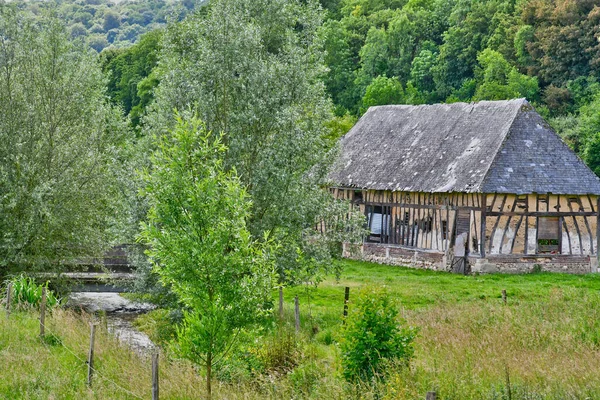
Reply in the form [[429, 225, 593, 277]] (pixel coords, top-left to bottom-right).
[[206, 350, 212, 400]]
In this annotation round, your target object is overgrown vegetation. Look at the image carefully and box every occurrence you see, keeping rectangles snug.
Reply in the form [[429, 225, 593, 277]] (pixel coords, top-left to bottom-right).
[[340, 286, 416, 383], [6, 275, 60, 309], [5, 261, 600, 398]]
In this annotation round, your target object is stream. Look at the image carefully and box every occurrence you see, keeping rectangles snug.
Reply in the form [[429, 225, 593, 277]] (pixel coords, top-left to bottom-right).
[[68, 292, 156, 354]]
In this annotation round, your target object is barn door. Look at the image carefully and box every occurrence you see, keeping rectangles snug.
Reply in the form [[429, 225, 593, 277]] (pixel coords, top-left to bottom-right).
[[451, 208, 470, 274]]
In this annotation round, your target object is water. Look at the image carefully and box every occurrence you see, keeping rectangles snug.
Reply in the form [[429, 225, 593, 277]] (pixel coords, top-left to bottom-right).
[[68, 292, 156, 354]]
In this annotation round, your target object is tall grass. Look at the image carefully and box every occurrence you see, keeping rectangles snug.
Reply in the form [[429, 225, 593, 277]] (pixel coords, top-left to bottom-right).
[[4, 260, 600, 398]]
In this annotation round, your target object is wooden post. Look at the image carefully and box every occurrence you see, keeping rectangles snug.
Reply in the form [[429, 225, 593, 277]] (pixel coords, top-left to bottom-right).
[[294, 295, 300, 332], [5, 283, 12, 318], [152, 352, 159, 400], [502, 289, 507, 304], [39, 287, 46, 337], [87, 323, 97, 386], [278, 286, 284, 322], [426, 392, 437, 400], [342, 287, 350, 324]]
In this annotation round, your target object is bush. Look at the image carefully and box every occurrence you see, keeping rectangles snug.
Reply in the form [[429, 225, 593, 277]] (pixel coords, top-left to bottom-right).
[[254, 328, 301, 373], [7, 274, 60, 309], [133, 308, 178, 345], [340, 286, 416, 383]]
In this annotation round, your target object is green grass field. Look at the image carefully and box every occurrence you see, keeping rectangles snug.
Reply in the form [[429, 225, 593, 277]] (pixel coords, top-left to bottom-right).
[[283, 259, 600, 328], [4, 260, 600, 399]]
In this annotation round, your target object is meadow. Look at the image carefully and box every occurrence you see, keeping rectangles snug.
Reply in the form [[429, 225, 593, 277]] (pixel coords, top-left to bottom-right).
[[3, 260, 600, 399]]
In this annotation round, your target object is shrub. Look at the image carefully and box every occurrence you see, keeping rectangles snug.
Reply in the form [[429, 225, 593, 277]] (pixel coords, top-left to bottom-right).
[[7, 274, 60, 309], [340, 286, 416, 383], [254, 328, 301, 373], [133, 308, 178, 345]]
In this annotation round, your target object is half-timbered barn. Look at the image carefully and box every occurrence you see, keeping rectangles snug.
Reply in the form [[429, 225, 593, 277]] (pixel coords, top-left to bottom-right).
[[329, 98, 600, 274]]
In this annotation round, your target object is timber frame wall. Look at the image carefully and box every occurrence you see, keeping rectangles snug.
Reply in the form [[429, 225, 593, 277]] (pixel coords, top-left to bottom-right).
[[332, 188, 600, 274]]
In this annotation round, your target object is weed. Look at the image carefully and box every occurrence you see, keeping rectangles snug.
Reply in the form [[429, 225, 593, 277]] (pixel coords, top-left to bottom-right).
[[6, 274, 60, 309]]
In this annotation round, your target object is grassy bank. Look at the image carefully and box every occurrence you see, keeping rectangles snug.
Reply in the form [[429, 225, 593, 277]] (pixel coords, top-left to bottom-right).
[[4, 260, 600, 399]]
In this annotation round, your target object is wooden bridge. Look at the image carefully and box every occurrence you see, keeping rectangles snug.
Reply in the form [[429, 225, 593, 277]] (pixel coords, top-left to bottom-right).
[[38, 246, 136, 292]]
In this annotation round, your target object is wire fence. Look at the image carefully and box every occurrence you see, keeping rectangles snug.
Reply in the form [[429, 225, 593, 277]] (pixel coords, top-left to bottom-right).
[[38, 318, 146, 399], [3, 292, 153, 400]]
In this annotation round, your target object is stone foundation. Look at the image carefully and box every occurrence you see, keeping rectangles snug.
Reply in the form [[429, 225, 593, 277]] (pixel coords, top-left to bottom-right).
[[344, 243, 447, 271], [344, 243, 597, 274], [470, 255, 595, 274]]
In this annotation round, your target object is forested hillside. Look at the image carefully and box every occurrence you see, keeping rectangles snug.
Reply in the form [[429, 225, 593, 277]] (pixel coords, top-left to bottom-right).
[[316, 0, 600, 175], [12, 0, 198, 52], [97, 0, 600, 176]]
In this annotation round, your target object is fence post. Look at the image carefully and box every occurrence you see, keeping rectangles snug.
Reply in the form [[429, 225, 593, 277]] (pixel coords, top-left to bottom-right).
[[87, 323, 97, 386], [279, 286, 284, 322], [426, 392, 437, 400], [294, 295, 300, 332], [39, 287, 46, 337], [5, 283, 12, 318], [342, 286, 350, 324], [152, 352, 159, 400], [502, 289, 507, 305]]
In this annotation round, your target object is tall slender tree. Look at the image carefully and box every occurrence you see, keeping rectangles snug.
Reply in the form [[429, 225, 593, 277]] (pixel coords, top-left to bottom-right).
[[140, 115, 275, 399]]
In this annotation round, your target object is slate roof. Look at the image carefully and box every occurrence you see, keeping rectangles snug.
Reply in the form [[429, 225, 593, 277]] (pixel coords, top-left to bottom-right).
[[329, 98, 600, 195]]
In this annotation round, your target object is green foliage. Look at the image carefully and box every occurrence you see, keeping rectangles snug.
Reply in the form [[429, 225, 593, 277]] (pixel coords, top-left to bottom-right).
[[340, 286, 416, 383], [148, 0, 366, 286], [361, 75, 404, 112], [11, 0, 197, 52], [472, 48, 539, 101], [101, 29, 162, 129], [140, 115, 275, 392], [132, 308, 178, 345], [0, 7, 129, 276], [7, 275, 60, 309], [324, 113, 357, 144]]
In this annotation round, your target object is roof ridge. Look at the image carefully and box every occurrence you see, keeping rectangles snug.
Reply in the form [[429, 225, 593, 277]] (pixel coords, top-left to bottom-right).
[[478, 98, 528, 192], [367, 98, 527, 111]]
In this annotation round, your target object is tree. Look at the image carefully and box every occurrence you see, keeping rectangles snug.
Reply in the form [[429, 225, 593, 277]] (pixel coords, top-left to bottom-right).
[[140, 115, 274, 399], [103, 10, 121, 31], [472, 48, 539, 101], [147, 0, 365, 285], [361, 75, 404, 113], [518, 0, 600, 87], [409, 41, 439, 96], [0, 7, 128, 276], [101, 29, 162, 129]]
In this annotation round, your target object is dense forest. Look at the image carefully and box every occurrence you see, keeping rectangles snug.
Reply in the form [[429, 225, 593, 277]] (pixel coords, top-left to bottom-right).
[[88, 0, 600, 175], [12, 0, 199, 51]]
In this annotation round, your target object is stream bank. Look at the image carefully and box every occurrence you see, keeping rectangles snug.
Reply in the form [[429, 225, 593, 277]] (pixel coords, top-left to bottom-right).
[[68, 292, 156, 354]]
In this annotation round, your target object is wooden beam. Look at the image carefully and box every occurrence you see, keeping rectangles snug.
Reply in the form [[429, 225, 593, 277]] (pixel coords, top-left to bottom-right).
[[561, 217, 572, 255], [487, 211, 597, 217], [480, 193, 486, 257], [488, 194, 508, 254], [509, 215, 524, 254]]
